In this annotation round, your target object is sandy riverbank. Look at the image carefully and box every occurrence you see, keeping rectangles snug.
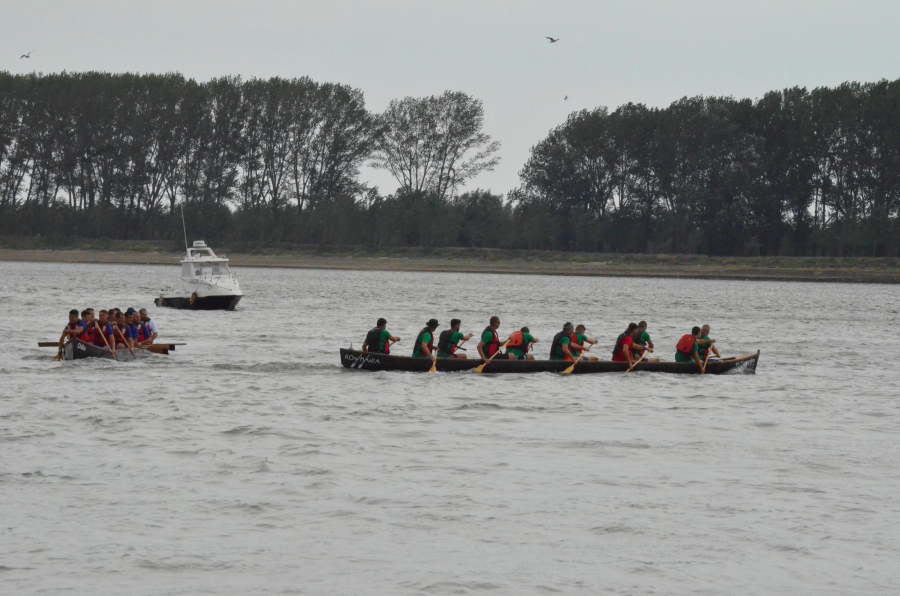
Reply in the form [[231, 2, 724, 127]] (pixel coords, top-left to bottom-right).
[[2, 244, 899, 283]]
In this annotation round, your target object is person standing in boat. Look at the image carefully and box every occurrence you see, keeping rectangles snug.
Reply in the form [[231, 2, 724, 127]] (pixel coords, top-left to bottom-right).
[[436, 319, 473, 359], [412, 319, 440, 358], [505, 326, 538, 360], [570, 324, 599, 362], [550, 322, 589, 361], [612, 323, 641, 366], [138, 308, 159, 346], [362, 318, 399, 354], [477, 316, 504, 362], [698, 324, 721, 361]]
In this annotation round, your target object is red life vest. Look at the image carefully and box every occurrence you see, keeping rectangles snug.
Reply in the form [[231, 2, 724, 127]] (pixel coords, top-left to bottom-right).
[[482, 327, 500, 357], [676, 334, 696, 355], [507, 330, 525, 350], [78, 321, 94, 342]]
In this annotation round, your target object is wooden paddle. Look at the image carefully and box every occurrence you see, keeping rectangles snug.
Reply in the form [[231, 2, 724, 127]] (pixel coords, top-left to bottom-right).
[[114, 325, 138, 360], [701, 348, 711, 374], [95, 322, 118, 361], [627, 350, 647, 372], [138, 345, 169, 355], [474, 340, 510, 374], [562, 350, 586, 375]]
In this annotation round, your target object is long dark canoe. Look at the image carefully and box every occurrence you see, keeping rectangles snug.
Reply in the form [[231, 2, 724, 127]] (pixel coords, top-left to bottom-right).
[[61, 338, 162, 361], [340, 348, 760, 374]]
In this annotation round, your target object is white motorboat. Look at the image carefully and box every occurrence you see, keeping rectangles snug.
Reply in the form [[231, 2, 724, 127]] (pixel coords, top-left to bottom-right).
[[155, 241, 243, 310]]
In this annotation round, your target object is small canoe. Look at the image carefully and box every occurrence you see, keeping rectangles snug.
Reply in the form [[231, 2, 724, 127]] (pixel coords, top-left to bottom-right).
[[339, 348, 760, 375]]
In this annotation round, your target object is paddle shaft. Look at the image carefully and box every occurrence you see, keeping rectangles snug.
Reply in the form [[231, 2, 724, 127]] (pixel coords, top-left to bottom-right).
[[627, 351, 647, 372], [474, 340, 511, 373], [115, 325, 138, 360]]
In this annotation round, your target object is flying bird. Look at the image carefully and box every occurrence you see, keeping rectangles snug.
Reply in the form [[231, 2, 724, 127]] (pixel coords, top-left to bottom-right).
[[564, 96, 568, 101], [20, 50, 34, 59], [546, 37, 559, 43]]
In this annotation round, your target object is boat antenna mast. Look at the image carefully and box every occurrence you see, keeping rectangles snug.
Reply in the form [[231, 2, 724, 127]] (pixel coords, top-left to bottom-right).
[[180, 203, 189, 252]]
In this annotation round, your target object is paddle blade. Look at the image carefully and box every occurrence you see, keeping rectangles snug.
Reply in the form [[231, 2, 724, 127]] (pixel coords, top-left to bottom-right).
[[429, 359, 437, 373], [561, 363, 576, 374], [38, 342, 59, 347], [474, 363, 486, 374]]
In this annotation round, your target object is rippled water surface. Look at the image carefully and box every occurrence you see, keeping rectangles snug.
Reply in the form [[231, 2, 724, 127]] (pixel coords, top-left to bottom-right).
[[2, 261, 899, 595]]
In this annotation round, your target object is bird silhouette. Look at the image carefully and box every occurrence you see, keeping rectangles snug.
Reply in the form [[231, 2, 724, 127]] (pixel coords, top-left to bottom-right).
[[564, 96, 568, 101], [546, 37, 559, 43], [20, 50, 34, 59]]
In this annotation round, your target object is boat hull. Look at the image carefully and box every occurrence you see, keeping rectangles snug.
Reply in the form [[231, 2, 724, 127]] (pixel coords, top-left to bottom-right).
[[339, 348, 760, 374], [64, 338, 116, 361], [155, 294, 242, 311]]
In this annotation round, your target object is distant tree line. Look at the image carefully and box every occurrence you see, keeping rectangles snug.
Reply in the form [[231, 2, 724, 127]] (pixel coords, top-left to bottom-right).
[[1, 71, 898, 255]]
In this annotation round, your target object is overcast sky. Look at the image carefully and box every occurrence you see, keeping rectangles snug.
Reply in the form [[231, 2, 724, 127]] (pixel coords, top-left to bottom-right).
[[3, 0, 899, 196]]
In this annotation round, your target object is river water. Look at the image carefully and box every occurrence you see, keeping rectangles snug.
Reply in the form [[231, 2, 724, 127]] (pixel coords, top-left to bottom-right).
[[1, 261, 898, 595]]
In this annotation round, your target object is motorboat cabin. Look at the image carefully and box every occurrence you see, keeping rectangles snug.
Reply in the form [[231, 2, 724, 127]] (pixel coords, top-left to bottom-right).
[[155, 241, 243, 310]]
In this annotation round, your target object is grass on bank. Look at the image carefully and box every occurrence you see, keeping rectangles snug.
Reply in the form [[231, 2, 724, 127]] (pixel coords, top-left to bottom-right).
[[2, 235, 899, 271]]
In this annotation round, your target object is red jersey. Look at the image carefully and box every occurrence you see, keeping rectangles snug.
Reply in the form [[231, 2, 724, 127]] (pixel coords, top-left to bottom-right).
[[612, 335, 634, 362]]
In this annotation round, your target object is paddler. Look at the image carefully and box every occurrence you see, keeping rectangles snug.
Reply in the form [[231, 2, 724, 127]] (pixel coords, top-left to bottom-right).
[[94, 310, 117, 354], [58, 309, 86, 358], [675, 326, 712, 372], [549, 322, 589, 361], [138, 308, 159, 345], [698, 324, 721, 360], [477, 316, 504, 362], [570, 324, 599, 362], [631, 320, 659, 363], [362, 318, 399, 354], [611, 323, 640, 366], [436, 319, 473, 359], [114, 310, 135, 351], [505, 326, 538, 360], [412, 319, 440, 358], [77, 310, 95, 343]]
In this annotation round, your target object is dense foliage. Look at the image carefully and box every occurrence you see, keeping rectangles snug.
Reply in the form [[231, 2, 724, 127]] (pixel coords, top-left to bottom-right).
[[1, 72, 898, 255]]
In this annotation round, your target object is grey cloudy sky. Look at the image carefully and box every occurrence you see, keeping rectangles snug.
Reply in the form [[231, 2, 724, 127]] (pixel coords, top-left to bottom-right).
[[3, 0, 899, 196]]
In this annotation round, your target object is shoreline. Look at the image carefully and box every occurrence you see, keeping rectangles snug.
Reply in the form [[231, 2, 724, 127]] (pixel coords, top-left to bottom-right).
[[2, 248, 899, 283]]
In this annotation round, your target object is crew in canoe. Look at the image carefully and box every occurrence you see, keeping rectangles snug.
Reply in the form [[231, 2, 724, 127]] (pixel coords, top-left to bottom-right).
[[550, 322, 589, 361], [412, 319, 440, 358], [570, 324, 599, 362], [437, 319, 473, 359], [631, 321, 658, 363], [477, 316, 504, 362], [698, 324, 721, 361], [612, 323, 641, 366], [505, 326, 538, 360], [94, 310, 117, 354], [363, 318, 400, 354]]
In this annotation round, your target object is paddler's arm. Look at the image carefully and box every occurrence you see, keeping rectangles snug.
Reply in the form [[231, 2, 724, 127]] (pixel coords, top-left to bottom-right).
[[562, 343, 573, 360], [623, 344, 634, 366], [477, 341, 487, 361]]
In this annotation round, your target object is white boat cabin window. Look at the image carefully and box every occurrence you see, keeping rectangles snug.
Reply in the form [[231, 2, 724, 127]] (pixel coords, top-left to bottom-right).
[[181, 263, 192, 277], [211, 263, 230, 276], [181, 262, 230, 277]]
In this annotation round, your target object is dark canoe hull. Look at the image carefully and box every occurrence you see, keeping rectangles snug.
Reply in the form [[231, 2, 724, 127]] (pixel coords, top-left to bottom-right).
[[339, 349, 760, 375], [155, 294, 242, 311], [64, 338, 116, 361]]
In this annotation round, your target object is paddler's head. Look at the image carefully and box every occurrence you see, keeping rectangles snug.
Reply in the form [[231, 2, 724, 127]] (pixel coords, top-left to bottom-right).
[[450, 318, 461, 331], [124, 312, 134, 326], [81, 309, 92, 324], [563, 322, 574, 333], [701, 324, 710, 336], [117, 312, 126, 326], [575, 324, 586, 334], [69, 309, 79, 325], [691, 326, 702, 338], [376, 318, 387, 330], [626, 322, 638, 337], [426, 318, 439, 331], [98, 310, 108, 324], [139, 308, 149, 320], [638, 321, 647, 331], [490, 316, 500, 330]]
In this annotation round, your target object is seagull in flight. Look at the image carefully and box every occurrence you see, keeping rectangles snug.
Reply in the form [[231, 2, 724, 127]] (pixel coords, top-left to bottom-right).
[[20, 50, 35, 59], [546, 37, 559, 43], [564, 96, 568, 101]]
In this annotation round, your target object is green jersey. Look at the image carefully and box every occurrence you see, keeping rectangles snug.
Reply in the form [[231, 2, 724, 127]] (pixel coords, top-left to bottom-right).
[[437, 331, 465, 358], [674, 340, 699, 362], [697, 335, 712, 359], [507, 333, 535, 358], [550, 336, 571, 360], [412, 331, 434, 358]]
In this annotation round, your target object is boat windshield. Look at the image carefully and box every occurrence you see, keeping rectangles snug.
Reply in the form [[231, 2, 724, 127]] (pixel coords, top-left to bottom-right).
[[181, 262, 230, 277], [211, 263, 230, 276]]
